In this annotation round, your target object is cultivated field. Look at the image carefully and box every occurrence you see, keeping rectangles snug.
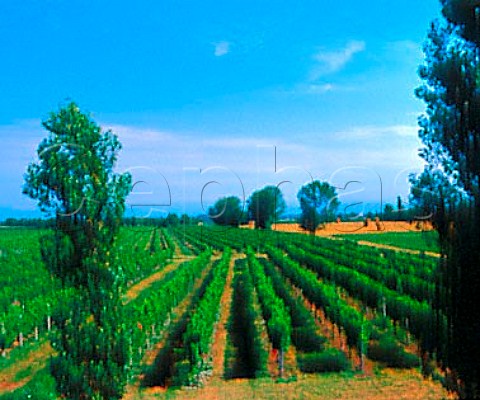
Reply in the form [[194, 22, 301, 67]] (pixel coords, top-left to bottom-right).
[[271, 221, 434, 235], [0, 225, 454, 399]]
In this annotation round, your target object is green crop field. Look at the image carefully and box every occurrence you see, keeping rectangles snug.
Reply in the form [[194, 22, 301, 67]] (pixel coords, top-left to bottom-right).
[[0, 226, 453, 399], [336, 231, 440, 254]]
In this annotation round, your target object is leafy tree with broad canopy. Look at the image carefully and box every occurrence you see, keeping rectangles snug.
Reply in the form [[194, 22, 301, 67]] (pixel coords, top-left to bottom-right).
[[297, 181, 340, 232], [23, 102, 131, 399], [208, 196, 244, 226], [411, 1, 480, 397], [247, 186, 285, 229]]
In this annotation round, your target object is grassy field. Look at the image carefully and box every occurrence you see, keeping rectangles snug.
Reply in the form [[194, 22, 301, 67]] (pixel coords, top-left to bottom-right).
[[1, 369, 453, 400], [336, 231, 440, 253]]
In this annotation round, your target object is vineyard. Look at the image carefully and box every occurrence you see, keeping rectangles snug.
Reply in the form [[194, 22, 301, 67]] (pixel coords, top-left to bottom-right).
[[335, 231, 440, 254], [0, 226, 453, 399]]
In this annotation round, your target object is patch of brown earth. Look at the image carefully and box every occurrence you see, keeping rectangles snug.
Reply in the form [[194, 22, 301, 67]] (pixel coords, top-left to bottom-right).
[[272, 221, 433, 236]]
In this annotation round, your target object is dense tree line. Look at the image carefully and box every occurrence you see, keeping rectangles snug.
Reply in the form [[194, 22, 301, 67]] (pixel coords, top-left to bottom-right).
[[123, 213, 206, 227], [411, 1, 480, 397], [0, 218, 55, 228]]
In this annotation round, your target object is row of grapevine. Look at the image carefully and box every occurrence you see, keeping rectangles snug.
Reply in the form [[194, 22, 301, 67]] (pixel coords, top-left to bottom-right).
[[288, 234, 438, 281], [180, 248, 232, 385], [147, 228, 158, 254], [171, 227, 210, 255], [265, 246, 370, 367], [182, 226, 271, 253], [181, 227, 438, 283], [257, 257, 326, 354], [255, 257, 351, 372], [166, 229, 193, 256], [245, 248, 291, 375], [143, 250, 230, 388], [124, 249, 212, 370], [283, 244, 446, 355], [179, 227, 441, 333], [286, 241, 438, 305], [160, 228, 176, 255], [0, 230, 55, 311], [0, 226, 175, 356], [260, 251, 418, 370], [115, 227, 172, 286], [226, 258, 269, 378], [183, 227, 231, 251], [0, 289, 75, 356], [0, 226, 175, 359], [0, 229, 72, 354], [199, 224, 439, 281]]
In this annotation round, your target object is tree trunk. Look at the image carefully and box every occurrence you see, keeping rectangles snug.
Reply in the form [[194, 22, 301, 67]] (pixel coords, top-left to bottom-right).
[[278, 349, 284, 378]]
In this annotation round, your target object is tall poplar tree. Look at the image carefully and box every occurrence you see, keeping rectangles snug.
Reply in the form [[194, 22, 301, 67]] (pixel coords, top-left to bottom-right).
[[23, 102, 132, 399], [412, 1, 480, 397]]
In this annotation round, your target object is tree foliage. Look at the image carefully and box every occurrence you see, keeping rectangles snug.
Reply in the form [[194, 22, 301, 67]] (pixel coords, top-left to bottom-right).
[[23, 102, 131, 399], [383, 204, 395, 221], [297, 181, 340, 232], [247, 186, 285, 229], [208, 196, 244, 226], [411, 2, 480, 396]]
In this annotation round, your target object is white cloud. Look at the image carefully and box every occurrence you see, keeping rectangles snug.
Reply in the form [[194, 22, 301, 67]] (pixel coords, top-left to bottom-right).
[[311, 40, 366, 79], [213, 41, 231, 57], [333, 124, 419, 140], [0, 119, 44, 164], [304, 83, 335, 94], [389, 125, 419, 137], [0, 119, 424, 214], [105, 124, 176, 144], [97, 123, 422, 184], [275, 82, 336, 97], [385, 40, 422, 59]]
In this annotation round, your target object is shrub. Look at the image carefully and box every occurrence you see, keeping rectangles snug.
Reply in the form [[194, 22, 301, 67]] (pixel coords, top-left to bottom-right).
[[0, 368, 57, 400], [297, 349, 350, 373], [371, 315, 393, 331], [368, 335, 419, 368], [292, 327, 326, 353]]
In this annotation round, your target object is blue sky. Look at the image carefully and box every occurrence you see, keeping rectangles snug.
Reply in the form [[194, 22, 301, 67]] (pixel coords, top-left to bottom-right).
[[0, 0, 441, 218]]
